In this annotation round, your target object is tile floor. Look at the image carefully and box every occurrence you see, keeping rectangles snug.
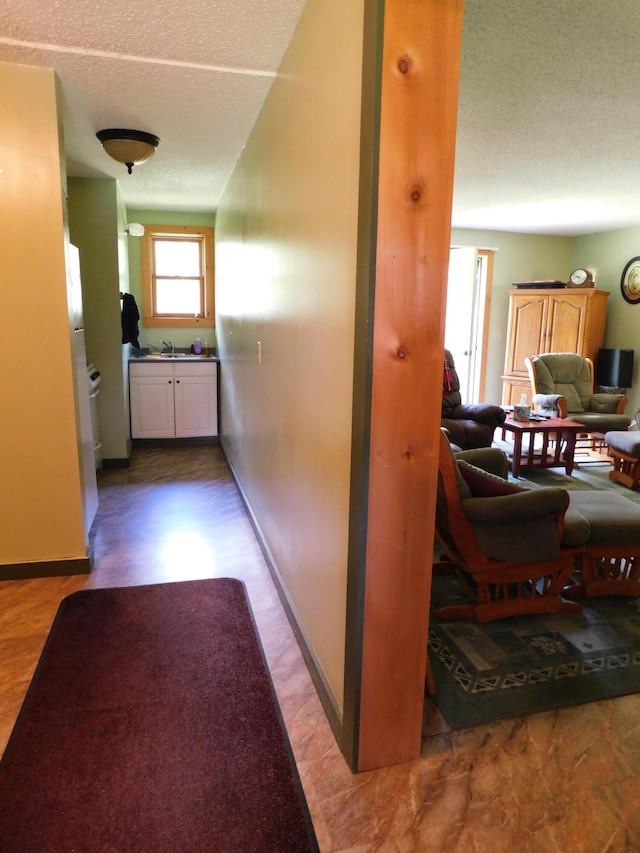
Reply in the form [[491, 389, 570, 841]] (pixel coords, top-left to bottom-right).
[[2, 446, 640, 851]]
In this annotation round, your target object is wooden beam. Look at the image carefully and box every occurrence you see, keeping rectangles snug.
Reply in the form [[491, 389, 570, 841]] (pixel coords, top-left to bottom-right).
[[355, 0, 464, 771]]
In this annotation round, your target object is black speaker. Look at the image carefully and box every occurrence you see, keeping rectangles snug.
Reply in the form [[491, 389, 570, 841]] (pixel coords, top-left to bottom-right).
[[595, 348, 634, 388]]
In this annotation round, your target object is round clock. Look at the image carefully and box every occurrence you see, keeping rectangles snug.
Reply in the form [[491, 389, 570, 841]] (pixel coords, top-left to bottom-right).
[[621, 257, 640, 304], [568, 268, 594, 288]]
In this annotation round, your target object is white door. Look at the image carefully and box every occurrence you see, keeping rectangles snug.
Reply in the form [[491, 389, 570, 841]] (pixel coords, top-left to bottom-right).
[[445, 246, 492, 403], [445, 247, 477, 402]]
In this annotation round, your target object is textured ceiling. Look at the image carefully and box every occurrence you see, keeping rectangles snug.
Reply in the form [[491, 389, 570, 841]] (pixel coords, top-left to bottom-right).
[[1, 1, 638, 233], [454, 0, 640, 235], [0, 0, 307, 212]]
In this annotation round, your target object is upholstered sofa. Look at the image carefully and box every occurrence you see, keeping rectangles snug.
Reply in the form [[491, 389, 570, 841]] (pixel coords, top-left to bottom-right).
[[441, 349, 506, 450]]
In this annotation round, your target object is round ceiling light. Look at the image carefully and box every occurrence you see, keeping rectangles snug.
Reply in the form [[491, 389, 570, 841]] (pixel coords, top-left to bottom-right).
[[96, 128, 160, 174]]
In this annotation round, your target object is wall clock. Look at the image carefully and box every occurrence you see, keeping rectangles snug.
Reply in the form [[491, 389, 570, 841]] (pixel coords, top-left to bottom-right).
[[567, 268, 594, 288], [621, 257, 640, 304]]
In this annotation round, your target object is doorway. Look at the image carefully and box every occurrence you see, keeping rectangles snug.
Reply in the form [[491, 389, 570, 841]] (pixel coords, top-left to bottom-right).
[[445, 247, 494, 403]]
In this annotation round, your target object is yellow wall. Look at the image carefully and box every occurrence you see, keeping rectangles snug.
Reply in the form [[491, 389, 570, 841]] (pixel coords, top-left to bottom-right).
[[216, 0, 365, 711], [0, 62, 86, 565]]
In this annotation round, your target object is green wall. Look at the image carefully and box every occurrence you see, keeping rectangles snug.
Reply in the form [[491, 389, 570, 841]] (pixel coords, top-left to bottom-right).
[[451, 228, 574, 402], [451, 225, 640, 424], [125, 208, 216, 351], [68, 177, 131, 462], [574, 226, 640, 422]]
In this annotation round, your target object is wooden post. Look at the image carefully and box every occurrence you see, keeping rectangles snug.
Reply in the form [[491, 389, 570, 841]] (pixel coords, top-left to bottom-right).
[[347, 0, 464, 771]]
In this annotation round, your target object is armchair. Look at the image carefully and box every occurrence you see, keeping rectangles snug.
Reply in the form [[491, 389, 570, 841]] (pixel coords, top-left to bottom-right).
[[435, 430, 586, 622], [525, 353, 631, 439], [441, 349, 506, 449]]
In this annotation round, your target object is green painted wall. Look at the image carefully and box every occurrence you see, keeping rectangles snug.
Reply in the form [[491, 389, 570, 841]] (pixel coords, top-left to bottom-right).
[[451, 225, 640, 425], [573, 226, 640, 422], [125, 208, 217, 352], [68, 177, 131, 462], [451, 228, 574, 402]]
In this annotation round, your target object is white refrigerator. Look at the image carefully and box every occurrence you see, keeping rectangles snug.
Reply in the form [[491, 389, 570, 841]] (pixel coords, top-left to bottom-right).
[[69, 244, 99, 538]]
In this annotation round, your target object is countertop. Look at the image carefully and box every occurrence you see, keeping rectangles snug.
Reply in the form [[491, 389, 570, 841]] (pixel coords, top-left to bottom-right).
[[129, 353, 219, 363]]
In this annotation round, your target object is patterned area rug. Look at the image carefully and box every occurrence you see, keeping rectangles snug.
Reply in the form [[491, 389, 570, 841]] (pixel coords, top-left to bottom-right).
[[515, 455, 640, 505], [428, 573, 640, 729]]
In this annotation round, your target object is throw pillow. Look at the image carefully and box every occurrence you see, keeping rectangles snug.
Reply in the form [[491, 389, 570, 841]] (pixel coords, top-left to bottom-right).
[[458, 459, 525, 498]]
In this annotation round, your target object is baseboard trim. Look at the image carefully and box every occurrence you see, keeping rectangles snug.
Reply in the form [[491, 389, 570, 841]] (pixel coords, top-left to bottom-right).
[[0, 555, 92, 581], [131, 437, 220, 448], [221, 444, 344, 750], [101, 458, 130, 469]]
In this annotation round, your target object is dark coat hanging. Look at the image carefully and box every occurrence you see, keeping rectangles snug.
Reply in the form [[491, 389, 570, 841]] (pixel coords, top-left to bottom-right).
[[121, 293, 140, 349]]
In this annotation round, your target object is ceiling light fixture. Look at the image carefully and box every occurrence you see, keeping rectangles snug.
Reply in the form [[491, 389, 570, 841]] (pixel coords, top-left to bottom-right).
[[96, 128, 160, 174]]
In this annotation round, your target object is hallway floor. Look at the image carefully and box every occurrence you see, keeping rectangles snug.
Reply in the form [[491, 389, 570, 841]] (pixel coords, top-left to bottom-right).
[[2, 446, 640, 851]]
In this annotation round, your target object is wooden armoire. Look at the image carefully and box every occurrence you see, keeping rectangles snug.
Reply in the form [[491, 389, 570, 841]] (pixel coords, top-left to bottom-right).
[[501, 287, 609, 405]]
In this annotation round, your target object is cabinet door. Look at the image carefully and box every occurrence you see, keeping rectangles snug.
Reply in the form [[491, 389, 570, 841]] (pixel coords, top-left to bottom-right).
[[546, 293, 587, 354], [174, 368, 218, 437], [504, 293, 548, 376], [502, 378, 534, 407], [130, 375, 175, 438]]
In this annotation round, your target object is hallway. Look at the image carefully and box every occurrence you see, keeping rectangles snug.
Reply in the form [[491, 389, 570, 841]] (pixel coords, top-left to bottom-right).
[[2, 446, 640, 851]]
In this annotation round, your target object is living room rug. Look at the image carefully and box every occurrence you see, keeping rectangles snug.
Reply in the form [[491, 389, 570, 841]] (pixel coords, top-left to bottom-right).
[[516, 456, 640, 506], [0, 578, 318, 852], [428, 572, 640, 729]]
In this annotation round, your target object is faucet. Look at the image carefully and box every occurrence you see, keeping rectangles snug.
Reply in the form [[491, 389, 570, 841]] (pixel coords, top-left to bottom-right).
[[161, 339, 175, 354]]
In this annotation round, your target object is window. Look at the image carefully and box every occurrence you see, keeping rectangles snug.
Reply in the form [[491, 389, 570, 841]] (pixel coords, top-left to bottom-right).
[[141, 225, 214, 327]]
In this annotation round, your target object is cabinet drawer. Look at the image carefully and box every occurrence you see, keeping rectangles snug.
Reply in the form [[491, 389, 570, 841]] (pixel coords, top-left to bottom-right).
[[174, 362, 217, 377], [129, 362, 172, 378]]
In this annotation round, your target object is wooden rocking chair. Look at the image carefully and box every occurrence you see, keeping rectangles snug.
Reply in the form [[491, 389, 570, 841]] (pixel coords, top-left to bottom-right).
[[435, 430, 583, 622]]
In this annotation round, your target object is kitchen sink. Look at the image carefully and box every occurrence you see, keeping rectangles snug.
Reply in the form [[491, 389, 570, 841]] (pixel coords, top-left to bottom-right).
[[136, 353, 213, 360]]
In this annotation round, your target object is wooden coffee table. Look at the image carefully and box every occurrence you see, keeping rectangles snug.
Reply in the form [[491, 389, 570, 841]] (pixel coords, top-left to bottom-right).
[[497, 416, 585, 477]]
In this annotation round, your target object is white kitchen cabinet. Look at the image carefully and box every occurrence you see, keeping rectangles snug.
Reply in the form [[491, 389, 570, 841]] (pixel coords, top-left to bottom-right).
[[129, 361, 218, 439]]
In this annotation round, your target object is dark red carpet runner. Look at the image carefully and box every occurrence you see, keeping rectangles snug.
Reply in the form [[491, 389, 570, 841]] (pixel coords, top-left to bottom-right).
[[0, 578, 318, 851]]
